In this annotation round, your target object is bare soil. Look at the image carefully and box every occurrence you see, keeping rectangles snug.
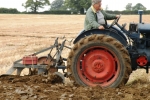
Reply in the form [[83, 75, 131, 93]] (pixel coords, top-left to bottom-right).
[[0, 14, 150, 100]]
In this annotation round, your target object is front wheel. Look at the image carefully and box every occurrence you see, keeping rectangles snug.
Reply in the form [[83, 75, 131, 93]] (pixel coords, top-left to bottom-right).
[[67, 34, 131, 88]]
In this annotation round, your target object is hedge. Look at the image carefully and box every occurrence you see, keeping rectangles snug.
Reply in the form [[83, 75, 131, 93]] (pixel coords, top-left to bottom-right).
[[0, 8, 19, 14], [0, 7, 150, 15]]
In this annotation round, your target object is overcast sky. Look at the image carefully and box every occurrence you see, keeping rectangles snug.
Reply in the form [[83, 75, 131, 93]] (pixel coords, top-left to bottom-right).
[[0, 0, 150, 12]]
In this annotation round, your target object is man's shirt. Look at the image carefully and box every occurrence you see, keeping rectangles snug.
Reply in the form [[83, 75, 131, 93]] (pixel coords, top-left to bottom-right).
[[97, 11, 105, 25]]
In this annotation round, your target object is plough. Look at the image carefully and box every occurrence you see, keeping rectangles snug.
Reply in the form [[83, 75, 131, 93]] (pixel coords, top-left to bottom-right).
[[4, 38, 72, 83]]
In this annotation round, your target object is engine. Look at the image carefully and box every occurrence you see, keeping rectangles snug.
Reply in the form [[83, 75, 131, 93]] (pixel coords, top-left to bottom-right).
[[128, 11, 150, 72]]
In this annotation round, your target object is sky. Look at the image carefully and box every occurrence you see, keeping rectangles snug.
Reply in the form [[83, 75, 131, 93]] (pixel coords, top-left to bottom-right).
[[0, 0, 150, 12]]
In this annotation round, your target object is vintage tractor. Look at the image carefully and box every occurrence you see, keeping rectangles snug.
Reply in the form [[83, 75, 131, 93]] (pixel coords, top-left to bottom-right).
[[4, 10, 150, 88]]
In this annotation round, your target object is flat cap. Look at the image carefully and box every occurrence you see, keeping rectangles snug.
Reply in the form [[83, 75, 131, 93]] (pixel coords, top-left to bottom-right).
[[92, 0, 101, 5]]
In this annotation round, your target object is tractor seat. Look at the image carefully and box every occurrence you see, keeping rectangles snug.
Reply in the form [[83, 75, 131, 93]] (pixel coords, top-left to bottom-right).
[[138, 23, 150, 33]]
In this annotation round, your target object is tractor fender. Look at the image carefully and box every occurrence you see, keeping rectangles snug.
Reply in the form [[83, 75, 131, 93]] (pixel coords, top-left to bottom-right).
[[73, 27, 128, 46]]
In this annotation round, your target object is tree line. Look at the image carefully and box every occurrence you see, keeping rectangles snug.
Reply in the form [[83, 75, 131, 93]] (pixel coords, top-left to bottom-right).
[[0, 0, 149, 14], [0, 8, 19, 14]]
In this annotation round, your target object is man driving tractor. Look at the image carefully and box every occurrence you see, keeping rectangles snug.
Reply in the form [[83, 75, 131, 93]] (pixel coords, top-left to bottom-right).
[[84, 0, 119, 31]]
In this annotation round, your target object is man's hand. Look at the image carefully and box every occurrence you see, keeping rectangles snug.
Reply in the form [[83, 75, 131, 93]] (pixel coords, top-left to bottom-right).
[[98, 25, 105, 30]]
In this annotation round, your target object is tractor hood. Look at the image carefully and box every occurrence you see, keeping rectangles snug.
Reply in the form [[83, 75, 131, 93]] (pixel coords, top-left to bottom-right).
[[138, 23, 150, 33]]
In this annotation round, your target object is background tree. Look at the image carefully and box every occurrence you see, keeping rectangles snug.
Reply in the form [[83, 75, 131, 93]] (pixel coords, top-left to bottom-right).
[[65, 0, 91, 14], [125, 3, 132, 11], [132, 3, 146, 11], [50, 0, 65, 10], [23, 0, 50, 13]]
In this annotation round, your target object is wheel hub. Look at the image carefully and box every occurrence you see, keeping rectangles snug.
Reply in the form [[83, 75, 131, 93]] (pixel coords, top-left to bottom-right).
[[136, 55, 148, 66], [79, 48, 119, 85], [92, 60, 104, 73]]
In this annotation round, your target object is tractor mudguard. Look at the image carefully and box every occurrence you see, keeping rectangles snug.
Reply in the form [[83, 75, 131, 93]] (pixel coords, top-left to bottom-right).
[[73, 27, 128, 46]]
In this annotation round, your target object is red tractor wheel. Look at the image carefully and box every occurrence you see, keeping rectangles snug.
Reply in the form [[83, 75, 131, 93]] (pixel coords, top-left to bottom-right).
[[67, 34, 131, 88]]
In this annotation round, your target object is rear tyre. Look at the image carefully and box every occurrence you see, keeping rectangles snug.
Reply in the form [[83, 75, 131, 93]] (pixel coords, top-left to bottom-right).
[[67, 34, 131, 88]]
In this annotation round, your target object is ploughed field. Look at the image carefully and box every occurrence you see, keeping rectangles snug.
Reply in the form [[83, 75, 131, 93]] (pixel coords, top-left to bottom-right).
[[0, 14, 150, 99]]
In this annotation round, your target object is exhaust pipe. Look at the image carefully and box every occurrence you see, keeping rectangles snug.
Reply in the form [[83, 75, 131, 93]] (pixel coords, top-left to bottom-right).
[[138, 10, 143, 23]]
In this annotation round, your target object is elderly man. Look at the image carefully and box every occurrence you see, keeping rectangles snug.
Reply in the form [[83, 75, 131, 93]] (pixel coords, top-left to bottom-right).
[[84, 0, 118, 31]]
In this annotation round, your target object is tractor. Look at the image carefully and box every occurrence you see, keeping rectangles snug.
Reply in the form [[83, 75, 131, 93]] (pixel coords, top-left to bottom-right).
[[4, 10, 150, 88]]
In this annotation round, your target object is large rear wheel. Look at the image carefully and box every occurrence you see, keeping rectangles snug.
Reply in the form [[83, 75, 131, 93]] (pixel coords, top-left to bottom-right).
[[67, 34, 131, 88]]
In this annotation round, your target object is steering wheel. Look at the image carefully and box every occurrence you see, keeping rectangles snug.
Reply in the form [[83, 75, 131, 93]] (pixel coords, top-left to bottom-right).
[[108, 14, 121, 28]]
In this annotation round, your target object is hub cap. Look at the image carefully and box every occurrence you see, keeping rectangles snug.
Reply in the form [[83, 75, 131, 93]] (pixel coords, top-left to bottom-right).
[[77, 46, 120, 87]]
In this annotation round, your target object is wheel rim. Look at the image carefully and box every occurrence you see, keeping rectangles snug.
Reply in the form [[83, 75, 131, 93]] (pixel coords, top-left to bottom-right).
[[77, 46, 120, 87]]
